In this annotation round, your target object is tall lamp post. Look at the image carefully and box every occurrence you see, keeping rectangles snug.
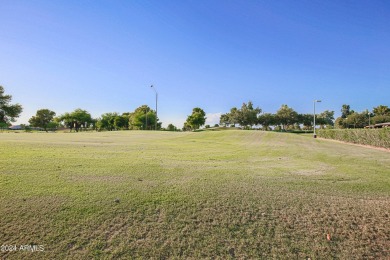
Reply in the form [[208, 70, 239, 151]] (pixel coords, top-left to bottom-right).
[[150, 85, 158, 130], [313, 100, 321, 138], [368, 111, 371, 127]]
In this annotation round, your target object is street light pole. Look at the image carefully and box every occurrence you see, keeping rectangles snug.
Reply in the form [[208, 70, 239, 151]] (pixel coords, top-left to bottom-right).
[[313, 100, 321, 138], [150, 85, 158, 130]]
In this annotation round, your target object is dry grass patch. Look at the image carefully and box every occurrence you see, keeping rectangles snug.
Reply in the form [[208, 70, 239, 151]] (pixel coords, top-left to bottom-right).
[[0, 130, 389, 259]]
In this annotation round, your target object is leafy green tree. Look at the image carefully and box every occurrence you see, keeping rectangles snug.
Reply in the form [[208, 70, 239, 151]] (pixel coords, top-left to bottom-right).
[[46, 121, 59, 130], [257, 113, 275, 130], [236, 101, 261, 128], [120, 113, 131, 130], [182, 122, 191, 131], [219, 113, 230, 127], [275, 105, 298, 130], [228, 107, 239, 126], [317, 110, 335, 127], [59, 109, 93, 132], [186, 107, 206, 130], [145, 111, 157, 130], [0, 121, 8, 129], [364, 105, 390, 124], [335, 117, 346, 129], [97, 112, 118, 131], [335, 106, 390, 128], [373, 105, 390, 116], [298, 114, 313, 130], [345, 112, 367, 128], [0, 85, 23, 125], [72, 109, 93, 129], [167, 124, 177, 131], [341, 104, 351, 118], [114, 115, 128, 130], [336, 105, 358, 128], [129, 105, 158, 130], [28, 109, 56, 132], [57, 112, 72, 129], [371, 114, 390, 124]]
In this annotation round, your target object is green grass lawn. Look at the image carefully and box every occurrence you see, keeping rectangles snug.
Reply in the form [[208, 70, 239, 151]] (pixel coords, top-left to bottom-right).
[[1, 130, 389, 259]]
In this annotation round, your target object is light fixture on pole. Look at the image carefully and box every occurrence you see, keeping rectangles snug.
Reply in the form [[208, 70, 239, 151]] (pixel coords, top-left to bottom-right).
[[368, 111, 371, 127], [313, 100, 321, 138], [150, 85, 158, 130]]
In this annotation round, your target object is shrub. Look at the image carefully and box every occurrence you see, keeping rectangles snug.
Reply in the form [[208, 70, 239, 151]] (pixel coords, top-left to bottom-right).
[[317, 128, 390, 149]]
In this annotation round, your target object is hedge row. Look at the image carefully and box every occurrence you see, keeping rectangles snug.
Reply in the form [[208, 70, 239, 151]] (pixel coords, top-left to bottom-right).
[[317, 128, 390, 149]]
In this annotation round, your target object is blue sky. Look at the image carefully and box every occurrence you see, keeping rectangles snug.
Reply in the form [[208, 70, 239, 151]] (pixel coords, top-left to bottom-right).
[[1, 0, 389, 127]]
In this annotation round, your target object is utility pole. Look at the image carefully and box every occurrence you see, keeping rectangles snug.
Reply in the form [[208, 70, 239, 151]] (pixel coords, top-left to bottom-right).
[[313, 100, 321, 138]]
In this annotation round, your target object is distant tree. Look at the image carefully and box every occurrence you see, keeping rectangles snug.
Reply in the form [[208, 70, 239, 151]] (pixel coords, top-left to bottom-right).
[[205, 125, 210, 128], [317, 110, 335, 128], [275, 105, 298, 130], [120, 113, 131, 130], [292, 123, 301, 131], [114, 115, 128, 130], [186, 107, 206, 130], [146, 111, 157, 130], [341, 104, 353, 118], [371, 114, 390, 124], [214, 124, 219, 127], [335, 117, 346, 129], [257, 113, 275, 130], [372, 105, 390, 116], [46, 121, 59, 130], [167, 124, 177, 131], [0, 85, 23, 126], [71, 109, 93, 131], [182, 122, 191, 131], [298, 114, 313, 130], [219, 113, 230, 127], [57, 112, 72, 130], [97, 112, 118, 131], [368, 105, 390, 124], [28, 109, 56, 132], [58, 109, 93, 132], [335, 106, 389, 128], [228, 107, 239, 126], [53, 116, 63, 128], [129, 105, 158, 130], [128, 113, 140, 130], [345, 112, 367, 128], [236, 101, 261, 128]]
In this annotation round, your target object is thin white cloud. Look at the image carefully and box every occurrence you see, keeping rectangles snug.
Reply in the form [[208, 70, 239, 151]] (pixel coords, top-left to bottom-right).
[[205, 112, 222, 127]]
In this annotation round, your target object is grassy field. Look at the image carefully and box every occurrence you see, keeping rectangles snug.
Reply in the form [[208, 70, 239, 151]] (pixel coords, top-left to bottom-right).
[[1, 130, 389, 259]]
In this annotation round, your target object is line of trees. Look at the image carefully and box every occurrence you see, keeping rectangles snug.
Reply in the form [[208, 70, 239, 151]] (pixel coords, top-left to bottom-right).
[[27, 105, 162, 132], [220, 102, 389, 130], [0, 85, 165, 131], [335, 104, 390, 128], [1, 85, 389, 132], [219, 101, 335, 131]]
